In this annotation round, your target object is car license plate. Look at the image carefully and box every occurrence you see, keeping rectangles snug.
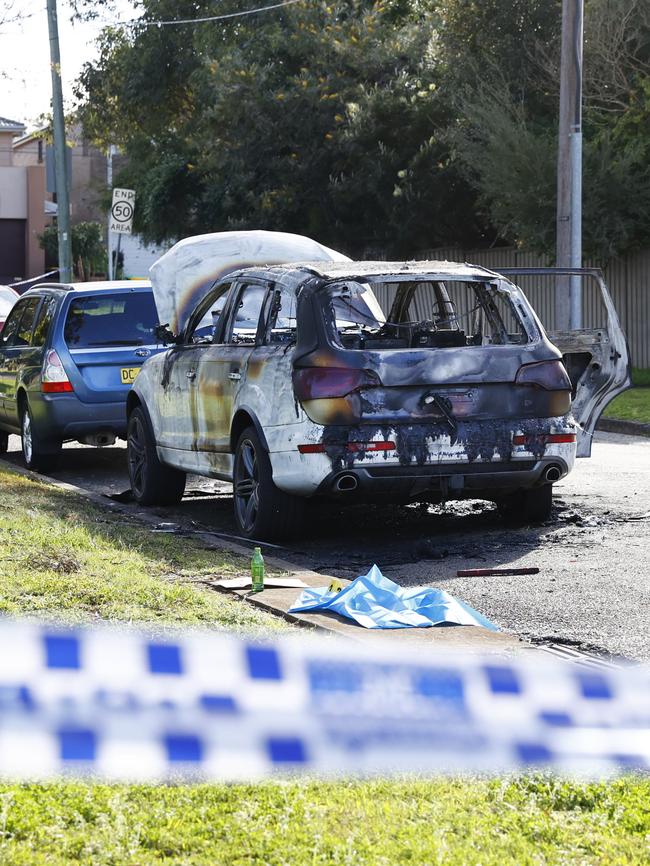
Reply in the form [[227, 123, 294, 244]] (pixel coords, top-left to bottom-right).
[[120, 367, 140, 385]]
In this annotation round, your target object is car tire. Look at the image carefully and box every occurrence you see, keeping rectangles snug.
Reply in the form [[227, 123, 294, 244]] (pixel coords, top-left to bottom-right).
[[498, 484, 554, 524], [233, 426, 303, 540], [127, 406, 186, 505], [20, 403, 61, 473], [0, 431, 8, 454]]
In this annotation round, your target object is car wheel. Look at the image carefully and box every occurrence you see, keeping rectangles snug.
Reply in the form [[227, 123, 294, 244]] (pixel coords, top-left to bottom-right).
[[0, 431, 8, 454], [498, 484, 554, 524], [233, 426, 303, 540], [20, 403, 61, 473], [127, 407, 186, 505]]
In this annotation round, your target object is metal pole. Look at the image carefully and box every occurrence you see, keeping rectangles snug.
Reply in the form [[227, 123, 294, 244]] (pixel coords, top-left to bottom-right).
[[115, 233, 122, 279], [569, 128, 582, 328], [107, 145, 115, 280], [556, 0, 583, 330], [46, 0, 72, 284]]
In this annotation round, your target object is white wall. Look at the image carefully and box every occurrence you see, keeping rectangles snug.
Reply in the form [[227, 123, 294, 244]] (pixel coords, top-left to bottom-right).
[[114, 232, 172, 279], [0, 167, 27, 218]]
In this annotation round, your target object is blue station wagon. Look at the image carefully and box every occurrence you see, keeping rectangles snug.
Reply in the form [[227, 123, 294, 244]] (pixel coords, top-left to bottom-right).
[[0, 280, 162, 471]]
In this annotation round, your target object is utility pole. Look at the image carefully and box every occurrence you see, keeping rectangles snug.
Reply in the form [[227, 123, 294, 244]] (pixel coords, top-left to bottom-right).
[[46, 0, 73, 283], [556, 0, 584, 329], [107, 145, 116, 280]]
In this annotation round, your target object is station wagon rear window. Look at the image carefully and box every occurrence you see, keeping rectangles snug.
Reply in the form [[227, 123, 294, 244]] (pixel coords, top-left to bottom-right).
[[64, 293, 158, 348], [327, 279, 534, 350]]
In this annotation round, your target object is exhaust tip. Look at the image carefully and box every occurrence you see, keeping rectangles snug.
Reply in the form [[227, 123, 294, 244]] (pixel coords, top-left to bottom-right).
[[544, 464, 562, 482], [335, 474, 359, 492]]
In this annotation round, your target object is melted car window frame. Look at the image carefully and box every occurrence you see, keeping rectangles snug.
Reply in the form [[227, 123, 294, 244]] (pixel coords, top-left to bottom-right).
[[321, 275, 539, 351], [184, 281, 234, 345]]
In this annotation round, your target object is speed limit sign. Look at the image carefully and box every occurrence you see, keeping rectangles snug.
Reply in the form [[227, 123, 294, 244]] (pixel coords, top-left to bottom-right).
[[109, 188, 135, 234]]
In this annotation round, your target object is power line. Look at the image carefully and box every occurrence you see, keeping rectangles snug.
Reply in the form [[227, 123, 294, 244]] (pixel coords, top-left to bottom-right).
[[120, 0, 304, 28]]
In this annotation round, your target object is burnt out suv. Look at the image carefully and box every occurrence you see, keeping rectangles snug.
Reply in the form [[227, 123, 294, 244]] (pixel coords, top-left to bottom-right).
[[127, 232, 630, 540]]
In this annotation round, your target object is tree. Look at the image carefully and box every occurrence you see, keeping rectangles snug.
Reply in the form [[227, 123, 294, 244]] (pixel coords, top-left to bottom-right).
[[39, 221, 106, 279], [76, 0, 650, 262], [76, 0, 485, 254], [445, 0, 650, 262]]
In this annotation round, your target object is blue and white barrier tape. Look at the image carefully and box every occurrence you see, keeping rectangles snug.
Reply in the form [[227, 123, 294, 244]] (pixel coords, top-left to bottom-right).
[[0, 621, 647, 780]]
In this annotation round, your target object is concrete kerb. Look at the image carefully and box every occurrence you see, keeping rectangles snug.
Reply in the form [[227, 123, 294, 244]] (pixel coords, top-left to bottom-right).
[[2, 459, 530, 656], [597, 418, 650, 439]]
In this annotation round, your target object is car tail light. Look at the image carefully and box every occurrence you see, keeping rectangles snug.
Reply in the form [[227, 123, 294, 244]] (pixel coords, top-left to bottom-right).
[[42, 349, 73, 393], [513, 433, 576, 446], [515, 360, 571, 390], [298, 441, 396, 454], [293, 367, 381, 401]]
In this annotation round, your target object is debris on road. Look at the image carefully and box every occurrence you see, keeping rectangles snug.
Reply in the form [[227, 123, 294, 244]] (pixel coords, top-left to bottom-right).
[[151, 522, 190, 534], [289, 564, 499, 630], [457, 567, 541, 577], [622, 510, 650, 521], [213, 576, 309, 590]]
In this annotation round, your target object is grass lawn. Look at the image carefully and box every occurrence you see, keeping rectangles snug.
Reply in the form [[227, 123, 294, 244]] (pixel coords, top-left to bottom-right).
[[0, 465, 286, 631], [602, 368, 650, 423], [0, 777, 649, 865], [1, 466, 649, 865]]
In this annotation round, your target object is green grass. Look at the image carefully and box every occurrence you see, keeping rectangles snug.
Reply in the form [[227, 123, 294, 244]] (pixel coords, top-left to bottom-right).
[[1, 467, 649, 865], [0, 465, 287, 633], [0, 777, 648, 865], [631, 367, 650, 388], [602, 368, 650, 423], [603, 389, 650, 423]]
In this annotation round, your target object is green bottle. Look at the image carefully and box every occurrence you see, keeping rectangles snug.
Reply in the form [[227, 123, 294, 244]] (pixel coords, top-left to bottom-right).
[[251, 547, 265, 592]]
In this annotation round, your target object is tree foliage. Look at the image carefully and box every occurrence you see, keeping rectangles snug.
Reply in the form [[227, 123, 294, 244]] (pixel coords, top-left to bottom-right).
[[77, 0, 484, 254], [447, 0, 650, 261], [76, 0, 650, 262], [39, 221, 106, 280]]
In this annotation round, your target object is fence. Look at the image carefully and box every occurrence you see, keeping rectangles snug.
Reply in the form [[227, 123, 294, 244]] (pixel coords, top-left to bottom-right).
[[414, 246, 650, 369]]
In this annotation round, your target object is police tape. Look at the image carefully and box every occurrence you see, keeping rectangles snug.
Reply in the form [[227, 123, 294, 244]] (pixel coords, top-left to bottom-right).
[[0, 620, 647, 780]]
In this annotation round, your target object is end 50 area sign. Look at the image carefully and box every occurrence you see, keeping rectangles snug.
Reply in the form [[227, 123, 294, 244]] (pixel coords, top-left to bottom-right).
[[110, 188, 135, 234]]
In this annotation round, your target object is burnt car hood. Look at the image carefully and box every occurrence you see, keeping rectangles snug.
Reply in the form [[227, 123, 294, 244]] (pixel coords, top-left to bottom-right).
[[149, 230, 349, 337]]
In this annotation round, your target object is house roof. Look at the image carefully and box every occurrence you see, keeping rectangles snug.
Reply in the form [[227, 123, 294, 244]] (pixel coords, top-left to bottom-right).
[[0, 116, 26, 134], [13, 129, 45, 148]]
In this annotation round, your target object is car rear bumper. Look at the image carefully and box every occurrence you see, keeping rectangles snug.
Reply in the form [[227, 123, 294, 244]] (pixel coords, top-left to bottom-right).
[[268, 416, 576, 498], [316, 455, 570, 500], [31, 393, 127, 439]]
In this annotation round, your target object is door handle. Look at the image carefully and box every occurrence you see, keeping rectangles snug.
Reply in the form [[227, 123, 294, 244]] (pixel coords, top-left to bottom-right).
[[228, 371, 241, 381], [186, 369, 196, 380]]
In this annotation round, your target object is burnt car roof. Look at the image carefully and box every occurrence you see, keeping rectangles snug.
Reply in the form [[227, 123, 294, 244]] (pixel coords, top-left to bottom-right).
[[241, 259, 503, 283]]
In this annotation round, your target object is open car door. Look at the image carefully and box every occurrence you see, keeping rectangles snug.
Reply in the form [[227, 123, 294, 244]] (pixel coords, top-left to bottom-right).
[[498, 268, 631, 457]]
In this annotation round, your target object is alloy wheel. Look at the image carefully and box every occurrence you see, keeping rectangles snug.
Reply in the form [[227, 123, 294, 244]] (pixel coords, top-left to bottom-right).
[[128, 415, 147, 496], [234, 438, 260, 533]]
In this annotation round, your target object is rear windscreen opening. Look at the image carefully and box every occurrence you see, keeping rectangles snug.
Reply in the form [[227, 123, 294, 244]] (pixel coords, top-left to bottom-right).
[[327, 279, 533, 350], [64, 293, 159, 348]]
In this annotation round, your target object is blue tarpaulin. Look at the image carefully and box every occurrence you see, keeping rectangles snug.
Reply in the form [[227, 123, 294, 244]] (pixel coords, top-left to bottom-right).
[[288, 565, 499, 630]]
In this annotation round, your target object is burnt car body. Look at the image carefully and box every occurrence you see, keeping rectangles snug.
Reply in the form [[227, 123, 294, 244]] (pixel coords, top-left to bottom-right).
[[127, 232, 630, 539]]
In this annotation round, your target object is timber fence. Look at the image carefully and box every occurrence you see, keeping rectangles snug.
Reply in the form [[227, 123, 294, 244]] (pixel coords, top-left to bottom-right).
[[412, 246, 650, 369]]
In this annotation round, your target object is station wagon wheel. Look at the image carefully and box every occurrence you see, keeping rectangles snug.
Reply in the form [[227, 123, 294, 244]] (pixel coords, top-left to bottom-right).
[[0, 431, 8, 454], [234, 438, 260, 534], [127, 406, 186, 505], [233, 426, 304, 541], [20, 402, 61, 474]]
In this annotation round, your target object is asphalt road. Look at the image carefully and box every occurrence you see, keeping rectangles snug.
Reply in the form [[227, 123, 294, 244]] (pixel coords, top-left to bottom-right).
[[3, 431, 650, 661]]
